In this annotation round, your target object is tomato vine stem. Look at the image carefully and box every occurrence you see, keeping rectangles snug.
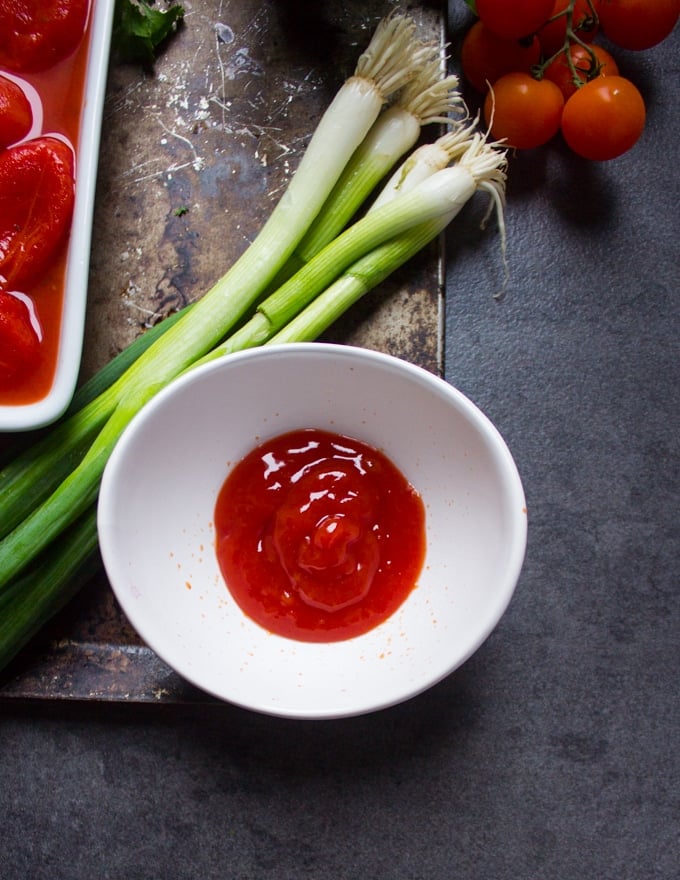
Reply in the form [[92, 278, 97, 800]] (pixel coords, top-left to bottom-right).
[[532, 0, 602, 89]]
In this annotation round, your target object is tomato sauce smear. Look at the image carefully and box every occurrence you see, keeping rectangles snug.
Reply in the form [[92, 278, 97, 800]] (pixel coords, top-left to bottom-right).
[[214, 428, 427, 643]]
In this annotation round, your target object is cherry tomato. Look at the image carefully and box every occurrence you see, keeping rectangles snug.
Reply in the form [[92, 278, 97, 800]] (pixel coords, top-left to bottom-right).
[[0, 137, 75, 290], [461, 20, 542, 93], [539, 0, 601, 57], [484, 72, 565, 149], [476, 0, 555, 39], [561, 75, 646, 160], [0, 74, 33, 149], [598, 0, 679, 50], [544, 43, 619, 99], [0, 0, 89, 73], [0, 291, 41, 386]]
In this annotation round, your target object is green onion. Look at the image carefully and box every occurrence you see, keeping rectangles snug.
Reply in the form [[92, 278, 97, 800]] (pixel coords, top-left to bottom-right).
[[370, 122, 484, 208], [81, 13, 428, 407], [68, 306, 191, 414], [283, 56, 465, 275], [0, 509, 99, 671], [270, 128, 508, 345], [197, 138, 507, 362], [0, 15, 508, 671], [270, 214, 455, 346]]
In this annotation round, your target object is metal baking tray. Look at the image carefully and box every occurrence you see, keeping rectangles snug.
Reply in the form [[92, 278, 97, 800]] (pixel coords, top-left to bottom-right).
[[0, 0, 446, 703]]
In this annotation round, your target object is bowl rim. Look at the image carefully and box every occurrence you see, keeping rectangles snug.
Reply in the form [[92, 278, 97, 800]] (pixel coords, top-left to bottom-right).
[[98, 343, 528, 718]]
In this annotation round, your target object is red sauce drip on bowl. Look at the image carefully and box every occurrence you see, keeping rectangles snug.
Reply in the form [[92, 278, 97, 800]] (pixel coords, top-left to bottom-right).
[[214, 428, 427, 643]]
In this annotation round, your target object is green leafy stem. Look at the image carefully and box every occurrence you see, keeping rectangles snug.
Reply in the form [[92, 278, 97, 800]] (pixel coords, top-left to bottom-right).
[[112, 0, 185, 65]]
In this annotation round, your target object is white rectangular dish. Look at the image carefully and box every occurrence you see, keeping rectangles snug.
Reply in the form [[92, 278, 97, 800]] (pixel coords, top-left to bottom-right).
[[0, 0, 115, 432]]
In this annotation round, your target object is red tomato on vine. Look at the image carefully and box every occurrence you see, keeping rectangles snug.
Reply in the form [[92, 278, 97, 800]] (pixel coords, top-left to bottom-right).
[[561, 75, 646, 160], [598, 0, 679, 50], [461, 20, 542, 92], [476, 0, 555, 40], [484, 72, 565, 150], [544, 43, 619, 99]]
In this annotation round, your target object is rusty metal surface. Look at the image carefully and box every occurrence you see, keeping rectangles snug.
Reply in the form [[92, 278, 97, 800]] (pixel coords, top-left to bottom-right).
[[0, 0, 446, 703]]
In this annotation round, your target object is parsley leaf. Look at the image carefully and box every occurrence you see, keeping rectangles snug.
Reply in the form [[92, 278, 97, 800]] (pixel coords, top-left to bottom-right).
[[113, 0, 185, 65]]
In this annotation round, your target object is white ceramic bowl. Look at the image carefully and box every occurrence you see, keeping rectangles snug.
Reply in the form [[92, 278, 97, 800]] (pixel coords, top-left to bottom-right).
[[0, 0, 115, 431], [98, 344, 527, 719]]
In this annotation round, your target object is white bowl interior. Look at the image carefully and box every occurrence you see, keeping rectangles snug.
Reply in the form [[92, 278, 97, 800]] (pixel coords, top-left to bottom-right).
[[98, 344, 527, 718]]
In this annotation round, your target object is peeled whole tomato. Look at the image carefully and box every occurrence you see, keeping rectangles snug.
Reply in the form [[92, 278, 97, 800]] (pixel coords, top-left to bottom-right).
[[0, 0, 89, 73], [0, 137, 75, 290], [0, 291, 41, 385], [0, 74, 33, 148]]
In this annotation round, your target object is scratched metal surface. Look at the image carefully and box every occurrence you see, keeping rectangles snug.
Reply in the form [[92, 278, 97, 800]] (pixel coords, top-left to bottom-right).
[[0, 0, 446, 702]]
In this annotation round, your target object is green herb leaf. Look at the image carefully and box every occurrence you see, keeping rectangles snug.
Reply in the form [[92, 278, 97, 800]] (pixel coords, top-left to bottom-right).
[[113, 0, 185, 65]]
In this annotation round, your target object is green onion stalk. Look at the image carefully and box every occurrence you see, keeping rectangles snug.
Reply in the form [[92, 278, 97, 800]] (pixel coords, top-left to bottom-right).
[[197, 127, 507, 363], [0, 17, 507, 672], [271, 54, 466, 287]]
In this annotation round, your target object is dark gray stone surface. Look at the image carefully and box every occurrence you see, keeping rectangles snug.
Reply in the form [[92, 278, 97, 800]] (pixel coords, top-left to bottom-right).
[[1, 5, 677, 878]]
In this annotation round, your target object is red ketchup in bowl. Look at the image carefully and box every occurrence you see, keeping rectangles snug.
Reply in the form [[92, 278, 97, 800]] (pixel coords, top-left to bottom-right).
[[0, 0, 90, 403], [214, 428, 427, 642]]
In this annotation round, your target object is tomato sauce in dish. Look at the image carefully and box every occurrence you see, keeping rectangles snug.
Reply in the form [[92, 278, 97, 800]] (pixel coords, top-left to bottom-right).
[[214, 428, 427, 643], [0, 0, 91, 404]]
